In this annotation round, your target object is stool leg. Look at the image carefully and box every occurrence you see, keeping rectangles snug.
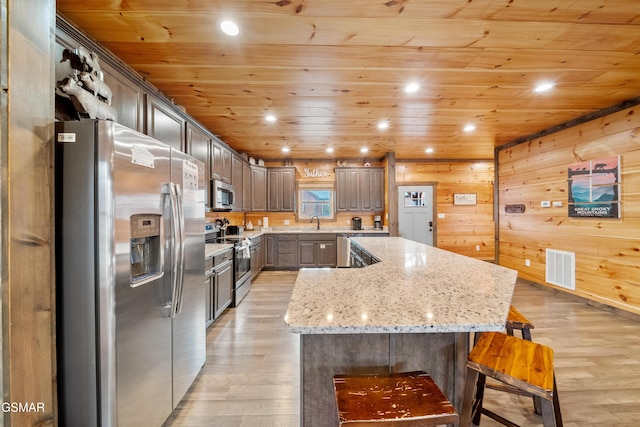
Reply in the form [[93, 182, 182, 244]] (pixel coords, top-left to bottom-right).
[[472, 373, 487, 426], [460, 368, 479, 426], [520, 327, 542, 415], [552, 376, 563, 427]]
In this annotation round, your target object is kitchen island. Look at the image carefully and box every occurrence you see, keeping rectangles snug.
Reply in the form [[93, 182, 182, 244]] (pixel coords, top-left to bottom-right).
[[284, 237, 518, 426]]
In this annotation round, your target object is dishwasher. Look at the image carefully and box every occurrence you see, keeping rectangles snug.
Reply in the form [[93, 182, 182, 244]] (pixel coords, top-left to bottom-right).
[[337, 233, 363, 267]]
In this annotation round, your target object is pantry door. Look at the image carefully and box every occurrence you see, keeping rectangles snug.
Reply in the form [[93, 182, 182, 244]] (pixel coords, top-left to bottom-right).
[[398, 186, 435, 246]]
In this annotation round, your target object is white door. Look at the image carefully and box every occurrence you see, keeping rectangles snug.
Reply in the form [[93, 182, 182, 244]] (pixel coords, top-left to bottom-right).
[[398, 186, 435, 246]]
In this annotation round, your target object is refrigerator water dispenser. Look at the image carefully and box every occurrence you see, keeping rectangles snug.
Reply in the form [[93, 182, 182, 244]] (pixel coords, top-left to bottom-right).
[[130, 214, 163, 286]]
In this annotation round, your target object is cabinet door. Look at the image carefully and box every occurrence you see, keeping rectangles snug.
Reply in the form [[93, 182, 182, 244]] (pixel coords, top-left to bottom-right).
[[214, 261, 233, 318], [145, 95, 185, 151], [231, 155, 244, 211], [264, 235, 277, 267], [101, 61, 144, 132], [186, 124, 211, 206], [222, 149, 232, 183], [281, 168, 296, 211], [371, 168, 384, 211], [335, 168, 361, 212], [267, 168, 281, 211], [317, 241, 337, 267], [298, 241, 317, 267], [242, 162, 251, 210], [251, 165, 267, 211], [360, 168, 373, 211], [335, 169, 349, 212], [205, 277, 214, 327], [211, 143, 222, 181]]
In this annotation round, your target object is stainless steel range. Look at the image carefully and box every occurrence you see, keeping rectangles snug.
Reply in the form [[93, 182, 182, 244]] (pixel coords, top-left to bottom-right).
[[205, 225, 251, 306]]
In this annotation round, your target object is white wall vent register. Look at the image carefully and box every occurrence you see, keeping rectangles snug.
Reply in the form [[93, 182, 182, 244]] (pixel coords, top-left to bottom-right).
[[545, 248, 576, 291]]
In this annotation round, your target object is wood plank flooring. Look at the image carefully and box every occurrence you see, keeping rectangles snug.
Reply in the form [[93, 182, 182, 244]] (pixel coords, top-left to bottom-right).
[[165, 271, 640, 427]]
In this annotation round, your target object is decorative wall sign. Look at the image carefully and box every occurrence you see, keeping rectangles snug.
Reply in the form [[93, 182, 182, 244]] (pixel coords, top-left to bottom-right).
[[505, 204, 526, 214], [453, 193, 477, 205], [568, 155, 620, 218], [303, 168, 330, 179]]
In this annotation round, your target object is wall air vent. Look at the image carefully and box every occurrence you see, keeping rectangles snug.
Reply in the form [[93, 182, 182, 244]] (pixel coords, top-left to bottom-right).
[[545, 249, 576, 291]]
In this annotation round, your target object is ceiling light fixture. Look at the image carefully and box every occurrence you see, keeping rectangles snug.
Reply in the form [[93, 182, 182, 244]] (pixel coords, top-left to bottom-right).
[[404, 83, 420, 93], [265, 114, 277, 122], [377, 121, 389, 130], [534, 82, 554, 93], [360, 147, 369, 154], [326, 147, 334, 153], [463, 124, 476, 132], [281, 147, 290, 153], [219, 20, 240, 36], [425, 147, 434, 154]]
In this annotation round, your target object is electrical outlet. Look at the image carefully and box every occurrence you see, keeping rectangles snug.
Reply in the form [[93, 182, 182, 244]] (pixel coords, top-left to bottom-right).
[[438, 213, 446, 219], [525, 259, 531, 267], [540, 200, 551, 208], [284, 219, 290, 225], [476, 245, 480, 251], [257, 219, 262, 225]]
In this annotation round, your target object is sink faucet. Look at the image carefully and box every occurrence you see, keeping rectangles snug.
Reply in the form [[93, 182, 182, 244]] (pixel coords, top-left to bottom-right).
[[310, 215, 320, 230]]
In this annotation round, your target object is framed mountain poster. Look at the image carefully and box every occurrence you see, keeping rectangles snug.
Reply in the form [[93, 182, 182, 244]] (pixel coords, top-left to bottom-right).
[[568, 155, 620, 218]]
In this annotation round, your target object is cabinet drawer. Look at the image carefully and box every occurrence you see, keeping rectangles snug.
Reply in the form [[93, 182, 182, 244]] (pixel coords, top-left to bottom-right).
[[298, 233, 336, 241], [278, 253, 298, 267], [205, 256, 214, 272], [278, 241, 298, 254], [278, 234, 298, 242]]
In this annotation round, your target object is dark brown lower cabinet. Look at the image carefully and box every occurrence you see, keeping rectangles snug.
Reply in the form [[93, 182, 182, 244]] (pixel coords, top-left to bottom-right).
[[298, 234, 337, 268]]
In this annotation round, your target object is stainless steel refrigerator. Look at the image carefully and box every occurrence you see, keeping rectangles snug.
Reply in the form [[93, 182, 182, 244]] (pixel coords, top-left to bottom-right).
[[55, 120, 206, 427]]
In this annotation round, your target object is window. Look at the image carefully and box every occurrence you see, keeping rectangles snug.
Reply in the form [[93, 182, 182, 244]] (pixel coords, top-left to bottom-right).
[[298, 184, 334, 220], [403, 191, 427, 207]]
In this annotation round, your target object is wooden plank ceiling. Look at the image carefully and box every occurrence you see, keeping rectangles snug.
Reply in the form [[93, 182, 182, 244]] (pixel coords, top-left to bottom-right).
[[56, 0, 640, 161]]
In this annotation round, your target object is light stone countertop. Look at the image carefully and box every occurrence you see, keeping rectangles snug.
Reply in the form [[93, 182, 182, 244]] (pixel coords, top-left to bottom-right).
[[205, 243, 234, 259], [284, 237, 518, 334], [228, 227, 389, 240]]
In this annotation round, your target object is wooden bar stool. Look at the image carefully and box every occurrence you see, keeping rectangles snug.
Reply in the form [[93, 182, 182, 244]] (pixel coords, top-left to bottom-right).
[[460, 332, 563, 427], [490, 305, 541, 415], [506, 305, 535, 341], [333, 371, 458, 426]]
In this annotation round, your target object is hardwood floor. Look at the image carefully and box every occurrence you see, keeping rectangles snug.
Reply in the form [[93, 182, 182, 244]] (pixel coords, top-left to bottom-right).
[[165, 271, 640, 427]]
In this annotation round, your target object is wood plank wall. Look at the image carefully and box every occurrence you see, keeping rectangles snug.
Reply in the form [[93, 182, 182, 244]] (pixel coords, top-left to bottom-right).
[[396, 161, 495, 260], [498, 106, 640, 315], [4, 0, 56, 425]]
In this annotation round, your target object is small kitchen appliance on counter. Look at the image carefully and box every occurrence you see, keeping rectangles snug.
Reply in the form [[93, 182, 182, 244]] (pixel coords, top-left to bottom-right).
[[227, 225, 242, 235], [352, 217, 362, 230], [374, 215, 383, 230]]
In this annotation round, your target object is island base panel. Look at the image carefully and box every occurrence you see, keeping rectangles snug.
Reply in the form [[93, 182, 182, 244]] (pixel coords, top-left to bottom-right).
[[299, 332, 469, 427]]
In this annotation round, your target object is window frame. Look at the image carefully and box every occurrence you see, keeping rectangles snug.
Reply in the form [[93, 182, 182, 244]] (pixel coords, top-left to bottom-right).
[[297, 182, 336, 221]]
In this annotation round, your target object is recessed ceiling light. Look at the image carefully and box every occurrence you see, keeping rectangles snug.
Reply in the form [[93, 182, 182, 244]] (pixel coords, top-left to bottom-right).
[[265, 114, 277, 122], [360, 147, 369, 154], [326, 147, 334, 153], [534, 82, 554, 93], [463, 124, 476, 132], [281, 147, 290, 153], [425, 147, 434, 154], [405, 83, 420, 93], [377, 121, 389, 130], [220, 20, 240, 36]]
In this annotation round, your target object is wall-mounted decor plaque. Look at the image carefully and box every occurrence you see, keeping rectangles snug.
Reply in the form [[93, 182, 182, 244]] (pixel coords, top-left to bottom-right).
[[505, 204, 526, 214], [453, 193, 476, 205]]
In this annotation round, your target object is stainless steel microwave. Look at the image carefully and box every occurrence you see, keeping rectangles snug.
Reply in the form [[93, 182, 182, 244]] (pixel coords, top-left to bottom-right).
[[210, 179, 235, 211]]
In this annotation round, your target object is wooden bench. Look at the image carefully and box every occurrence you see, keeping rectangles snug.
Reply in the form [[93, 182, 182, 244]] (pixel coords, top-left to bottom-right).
[[460, 332, 563, 427], [333, 371, 458, 426]]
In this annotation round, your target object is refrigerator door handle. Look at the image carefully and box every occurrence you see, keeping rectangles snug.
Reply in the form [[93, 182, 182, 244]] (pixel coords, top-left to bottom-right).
[[174, 183, 186, 315], [165, 182, 185, 318]]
